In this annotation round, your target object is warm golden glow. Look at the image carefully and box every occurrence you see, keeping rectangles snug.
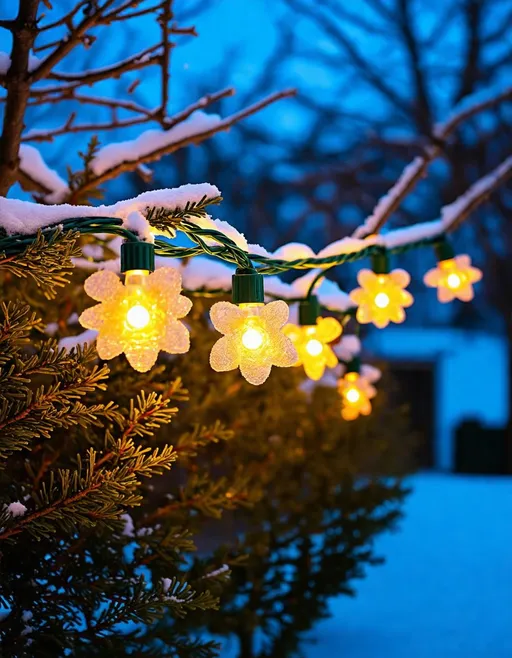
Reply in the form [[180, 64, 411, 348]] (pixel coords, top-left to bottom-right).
[[209, 300, 297, 385], [374, 292, 390, 309], [284, 317, 342, 381], [126, 303, 151, 330], [242, 326, 265, 350], [345, 387, 361, 403], [305, 338, 323, 357], [424, 255, 482, 303], [446, 273, 462, 290], [349, 269, 413, 329], [79, 267, 192, 372], [338, 371, 376, 421]]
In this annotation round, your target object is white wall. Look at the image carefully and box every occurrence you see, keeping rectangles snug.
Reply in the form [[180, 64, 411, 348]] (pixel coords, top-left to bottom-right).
[[366, 328, 509, 470]]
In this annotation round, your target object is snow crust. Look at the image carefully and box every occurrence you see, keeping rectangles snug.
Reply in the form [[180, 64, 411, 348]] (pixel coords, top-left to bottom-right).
[[6, 501, 27, 517], [90, 111, 221, 175], [0, 51, 42, 74], [0, 183, 220, 237], [18, 145, 69, 203]]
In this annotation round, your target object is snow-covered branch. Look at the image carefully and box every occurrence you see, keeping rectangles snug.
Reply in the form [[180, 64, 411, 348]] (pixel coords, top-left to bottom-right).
[[0, 183, 220, 236], [17, 144, 69, 201], [67, 89, 296, 202], [442, 155, 512, 232], [353, 83, 512, 238]]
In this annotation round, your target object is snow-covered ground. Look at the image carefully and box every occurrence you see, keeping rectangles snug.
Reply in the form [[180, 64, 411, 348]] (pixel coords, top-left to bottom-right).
[[304, 474, 512, 658]]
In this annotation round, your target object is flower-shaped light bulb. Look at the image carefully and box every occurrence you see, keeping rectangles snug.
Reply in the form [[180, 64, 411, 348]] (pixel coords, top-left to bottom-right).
[[284, 313, 342, 381], [350, 262, 413, 329], [424, 254, 482, 303], [210, 300, 297, 385], [79, 260, 192, 372], [338, 370, 376, 421]]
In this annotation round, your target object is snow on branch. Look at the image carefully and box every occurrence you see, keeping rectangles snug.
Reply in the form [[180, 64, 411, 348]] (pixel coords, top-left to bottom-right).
[[442, 155, 512, 232], [68, 89, 296, 201], [0, 183, 220, 236], [18, 145, 69, 202], [353, 83, 512, 238], [0, 51, 42, 75], [89, 111, 222, 176]]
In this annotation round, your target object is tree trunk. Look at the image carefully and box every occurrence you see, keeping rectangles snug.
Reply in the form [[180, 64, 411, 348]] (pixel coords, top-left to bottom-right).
[[238, 630, 254, 658], [0, 1, 40, 197]]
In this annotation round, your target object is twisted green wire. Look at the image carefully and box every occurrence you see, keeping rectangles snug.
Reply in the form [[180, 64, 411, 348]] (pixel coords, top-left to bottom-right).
[[0, 214, 443, 281]]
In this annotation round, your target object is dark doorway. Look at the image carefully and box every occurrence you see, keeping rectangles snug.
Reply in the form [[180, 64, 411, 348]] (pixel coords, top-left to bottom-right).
[[388, 362, 436, 469]]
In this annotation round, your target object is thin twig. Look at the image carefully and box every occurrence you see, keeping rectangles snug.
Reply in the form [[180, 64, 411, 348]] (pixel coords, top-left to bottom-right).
[[68, 88, 296, 201], [353, 85, 512, 237]]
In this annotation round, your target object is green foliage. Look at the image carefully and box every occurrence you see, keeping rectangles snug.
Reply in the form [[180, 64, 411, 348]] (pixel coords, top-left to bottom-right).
[[0, 229, 81, 299], [145, 195, 223, 237], [0, 218, 411, 658]]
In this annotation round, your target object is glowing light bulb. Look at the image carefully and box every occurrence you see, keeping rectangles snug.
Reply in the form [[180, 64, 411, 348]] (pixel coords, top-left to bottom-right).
[[79, 267, 192, 372], [126, 303, 150, 329], [446, 273, 462, 290], [345, 387, 360, 403], [242, 326, 264, 350], [284, 317, 342, 381], [424, 254, 482, 303], [374, 292, 390, 309], [209, 300, 297, 385], [350, 269, 413, 329], [305, 338, 323, 357], [338, 371, 377, 421]]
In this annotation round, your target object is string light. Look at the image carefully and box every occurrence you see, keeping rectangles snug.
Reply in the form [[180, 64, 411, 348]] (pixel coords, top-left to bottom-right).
[[349, 250, 413, 329], [79, 243, 192, 372], [338, 360, 377, 421], [209, 268, 297, 385], [424, 240, 482, 303], [284, 296, 342, 381]]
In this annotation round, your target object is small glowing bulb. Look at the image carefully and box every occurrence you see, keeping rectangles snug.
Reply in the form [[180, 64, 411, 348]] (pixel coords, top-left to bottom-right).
[[305, 338, 323, 357], [374, 292, 390, 309], [346, 387, 361, 403], [126, 303, 150, 329], [242, 327, 264, 350], [446, 273, 462, 290]]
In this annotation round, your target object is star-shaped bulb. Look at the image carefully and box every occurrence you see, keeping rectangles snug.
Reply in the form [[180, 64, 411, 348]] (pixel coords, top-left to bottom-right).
[[338, 371, 376, 421], [209, 300, 297, 385], [349, 269, 413, 329], [424, 254, 482, 303], [284, 317, 342, 381], [79, 267, 192, 372]]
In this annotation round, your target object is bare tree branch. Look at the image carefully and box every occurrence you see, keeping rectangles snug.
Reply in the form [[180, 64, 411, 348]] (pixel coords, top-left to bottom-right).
[[444, 155, 512, 232], [30, 0, 119, 82], [353, 84, 512, 237], [67, 88, 297, 202], [158, 0, 173, 122]]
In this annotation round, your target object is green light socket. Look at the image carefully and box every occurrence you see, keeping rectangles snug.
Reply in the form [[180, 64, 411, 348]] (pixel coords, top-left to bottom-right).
[[345, 356, 361, 374], [371, 249, 389, 274], [434, 237, 455, 263], [120, 241, 155, 273], [299, 295, 320, 325], [232, 268, 264, 304]]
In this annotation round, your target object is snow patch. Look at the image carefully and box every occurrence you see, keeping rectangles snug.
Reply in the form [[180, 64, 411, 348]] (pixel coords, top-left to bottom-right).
[[6, 501, 27, 517], [0, 183, 220, 236], [18, 145, 69, 202], [59, 329, 98, 350], [90, 111, 221, 175], [121, 513, 135, 538], [0, 51, 42, 74], [125, 210, 154, 243]]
